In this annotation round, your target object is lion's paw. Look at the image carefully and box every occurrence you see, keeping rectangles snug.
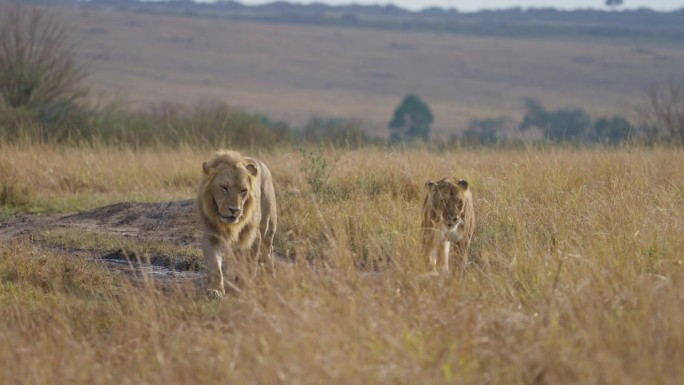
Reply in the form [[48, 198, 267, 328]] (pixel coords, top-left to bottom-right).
[[420, 270, 441, 279], [206, 289, 225, 300]]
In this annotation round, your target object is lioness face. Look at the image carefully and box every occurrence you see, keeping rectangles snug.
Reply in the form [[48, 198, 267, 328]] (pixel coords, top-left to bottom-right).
[[210, 165, 254, 225], [429, 179, 467, 230]]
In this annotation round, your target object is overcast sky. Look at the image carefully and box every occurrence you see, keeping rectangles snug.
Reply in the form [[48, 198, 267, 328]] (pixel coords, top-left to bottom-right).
[[235, 0, 684, 12]]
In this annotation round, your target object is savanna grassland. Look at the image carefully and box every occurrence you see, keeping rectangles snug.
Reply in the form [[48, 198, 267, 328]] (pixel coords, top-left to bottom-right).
[[1, 143, 683, 384]]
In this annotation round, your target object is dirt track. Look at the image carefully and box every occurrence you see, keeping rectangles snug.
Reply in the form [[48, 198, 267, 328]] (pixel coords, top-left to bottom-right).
[[0, 200, 200, 246], [0, 200, 206, 288]]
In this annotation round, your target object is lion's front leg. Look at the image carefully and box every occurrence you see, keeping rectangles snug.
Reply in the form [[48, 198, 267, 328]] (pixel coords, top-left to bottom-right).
[[260, 218, 276, 275], [251, 232, 275, 277], [259, 237, 275, 276], [203, 234, 226, 299]]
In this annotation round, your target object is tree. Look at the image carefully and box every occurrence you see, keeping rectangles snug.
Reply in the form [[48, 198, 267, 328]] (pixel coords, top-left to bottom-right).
[[388, 94, 434, 142], [520, 98, 591, 142], [302, 117, 369, 148], [0, 2, 88, 110], [605, 0, 624, 8], [461, 117, 511, 145], [588, 116, 632, 144]]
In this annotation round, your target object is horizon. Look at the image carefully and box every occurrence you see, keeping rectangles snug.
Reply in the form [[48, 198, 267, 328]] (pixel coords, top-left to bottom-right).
[[190, 0, 684, 12]]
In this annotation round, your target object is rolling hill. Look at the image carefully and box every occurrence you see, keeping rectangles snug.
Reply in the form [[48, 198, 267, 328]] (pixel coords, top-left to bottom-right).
[[55, 3, 684, 138]]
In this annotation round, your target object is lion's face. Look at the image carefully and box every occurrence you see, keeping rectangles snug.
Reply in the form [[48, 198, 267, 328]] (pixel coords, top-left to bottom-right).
[[427, 178, 468, 230], [206, 163, 257, 225]]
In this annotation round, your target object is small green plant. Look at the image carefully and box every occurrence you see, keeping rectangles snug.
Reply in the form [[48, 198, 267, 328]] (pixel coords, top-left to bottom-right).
[[299, 143, 337, 195]]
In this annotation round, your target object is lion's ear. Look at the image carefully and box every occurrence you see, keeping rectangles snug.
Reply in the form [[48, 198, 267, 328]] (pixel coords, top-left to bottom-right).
[[425, 180, 435, 189], [202, 161, 211, 175], [457, 179, 468, 190], [245, 162, 258, 177]]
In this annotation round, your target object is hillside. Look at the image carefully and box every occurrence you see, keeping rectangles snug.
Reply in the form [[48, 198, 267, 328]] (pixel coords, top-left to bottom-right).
[[53, 3, 684, 138], [68, 0, 684, 42]]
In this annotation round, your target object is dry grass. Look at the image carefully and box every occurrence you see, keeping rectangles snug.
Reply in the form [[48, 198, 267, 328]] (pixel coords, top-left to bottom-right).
[[1, 144, 683, 384], [0, 143, 202, 211]]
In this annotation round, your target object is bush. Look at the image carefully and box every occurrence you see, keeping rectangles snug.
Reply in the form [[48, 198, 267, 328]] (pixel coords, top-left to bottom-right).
[[588, 116, 633, 144], [520, 98, 591, 142], [301, 117, 370, 148], [461, 117, 513, 146], [299, 144, 338, 195], [641, 81, 684, 145], [0, 101, 295, 148], [0, 3, 88, 110]]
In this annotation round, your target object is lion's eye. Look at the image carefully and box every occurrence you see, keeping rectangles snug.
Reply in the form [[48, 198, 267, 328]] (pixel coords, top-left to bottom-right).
[[240, 188, 248, 195], [222, 186, 229, 192]]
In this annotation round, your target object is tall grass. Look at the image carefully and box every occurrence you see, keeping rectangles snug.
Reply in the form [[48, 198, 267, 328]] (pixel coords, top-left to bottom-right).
[[1, 144, 683, 384], [0, 143, 204, 211]]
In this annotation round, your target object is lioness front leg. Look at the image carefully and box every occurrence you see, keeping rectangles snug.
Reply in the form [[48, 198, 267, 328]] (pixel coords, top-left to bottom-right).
[[439, 240, 451, 275], [423, 244, 439, 276]]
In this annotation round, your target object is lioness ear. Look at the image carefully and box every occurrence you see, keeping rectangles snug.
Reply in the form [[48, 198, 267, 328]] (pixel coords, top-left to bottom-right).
[[457, 179, 468, 190], [245, 162, 258, 177], [425, 180, 435, 189]]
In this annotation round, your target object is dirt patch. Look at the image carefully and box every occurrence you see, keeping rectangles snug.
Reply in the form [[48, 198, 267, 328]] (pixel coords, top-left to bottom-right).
[[0, 200, 206, 289], [0, 199, 201, 246]]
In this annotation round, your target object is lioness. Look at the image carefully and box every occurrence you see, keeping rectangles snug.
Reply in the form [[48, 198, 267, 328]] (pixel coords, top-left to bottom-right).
[[198, 150, 277, 297], [421, 177, 475, 275]]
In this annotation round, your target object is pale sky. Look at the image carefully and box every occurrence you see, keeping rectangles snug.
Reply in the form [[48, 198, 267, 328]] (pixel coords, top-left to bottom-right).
[[235, 0, 684, 12]]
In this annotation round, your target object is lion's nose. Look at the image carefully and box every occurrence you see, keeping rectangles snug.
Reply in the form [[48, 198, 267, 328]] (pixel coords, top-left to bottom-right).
[[228, 206, 240, 215]]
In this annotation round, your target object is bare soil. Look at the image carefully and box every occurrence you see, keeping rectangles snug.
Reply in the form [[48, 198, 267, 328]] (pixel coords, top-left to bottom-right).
[[0, 200, 198, 246], [0, 200, 206, 289]]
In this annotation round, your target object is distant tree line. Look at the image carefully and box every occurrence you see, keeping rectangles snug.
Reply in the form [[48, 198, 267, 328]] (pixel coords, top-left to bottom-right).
[[519, 98, 633, 144], [61, 0, 684, 43], [457, 93, 683, 146], [457, 98, 633, 146], [386, 94, 636, 146], [385, 92, 683, 147]]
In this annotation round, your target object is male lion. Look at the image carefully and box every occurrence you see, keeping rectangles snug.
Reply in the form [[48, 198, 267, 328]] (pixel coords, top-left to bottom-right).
[[198, 150, 277, 298], [421, 177, 475, 275]]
